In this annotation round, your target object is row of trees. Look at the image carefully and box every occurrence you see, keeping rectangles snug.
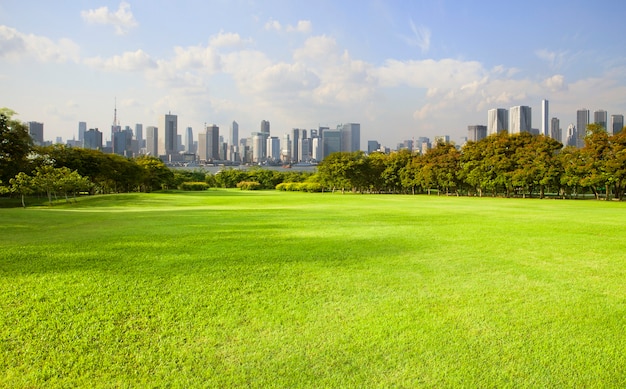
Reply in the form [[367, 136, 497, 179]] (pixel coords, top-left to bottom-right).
[[317, 125, 626, 200]]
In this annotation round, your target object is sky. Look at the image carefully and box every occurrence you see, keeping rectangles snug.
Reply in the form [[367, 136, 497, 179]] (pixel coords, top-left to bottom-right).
[[1, 0, 626, 148]]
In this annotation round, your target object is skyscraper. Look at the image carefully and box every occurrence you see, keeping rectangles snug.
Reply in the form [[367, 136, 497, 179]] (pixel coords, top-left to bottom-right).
[[467, 125, 487, 142], [266, 136, 281, 162], [78, 122, 87, 143], [84, 128, 102, 150], [27, 122, 44, 145], [291, 128, 301, 163], [205, 125, 219, 160], [251, 132, 265, 163], [322, 129, 341, 159], [576, 109, 589, 148], [566, 124, 577, 147], [594, 110, 608, 130], [184, 126, 194, 153], [159, 113, 178, 156], [230, 121, 239, 146], [146, 126, 158, 156], [550, 117, 561, 143], [487, 108, 508, 135], [611, 114, 624, 135], [260, 120, 270, 135], [339, 123, 360, 152], [541, 99, 549, 136], [509, 106, 531, 134]]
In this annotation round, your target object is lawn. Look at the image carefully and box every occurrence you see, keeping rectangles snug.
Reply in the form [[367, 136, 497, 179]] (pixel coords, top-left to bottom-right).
[[1, 190, 625, 387]]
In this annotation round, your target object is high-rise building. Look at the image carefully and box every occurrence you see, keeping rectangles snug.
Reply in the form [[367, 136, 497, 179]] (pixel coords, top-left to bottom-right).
[[281, 134, 291, 162], [339, 123, 360, 152], [299, 138, 312, 163], [146, 126, 158, 156], [487, 108, 508, 135], [135, 124, 143, 142], [541, 99, 549, 136], [611, 114, 624, 135], [260, 120, 270, 135], [467, 125, 487, 142], [159, 113, 178, 156], [322, 129, 341, 159], [84, 128, 102, 150], [266, 136, 281, 162], [230, 121, 239, 146], [291, 128, 301, 163], [312, 137, 323, 161], [251, 132, 265, 163], [184, 126, 194, 153], [594, 110, 608, 131], [367, 140, 381, 154], [27, 122, 44, 145], [566, 124, 577, 147], [509, 106, 531, 134], [113, 127, 133, 156], [78, 122, 87, 143], [206, 125, 219, 160], [550, 118, 561, 143], [576, 109, 589, 148]]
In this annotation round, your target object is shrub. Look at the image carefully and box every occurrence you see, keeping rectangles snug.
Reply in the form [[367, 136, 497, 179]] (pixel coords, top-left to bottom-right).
[[236, 181, 261, 190], [179, 181, 209, 191]]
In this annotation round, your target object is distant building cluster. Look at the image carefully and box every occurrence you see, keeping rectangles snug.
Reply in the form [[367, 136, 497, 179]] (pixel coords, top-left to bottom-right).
[[469, 100, 624, 147]]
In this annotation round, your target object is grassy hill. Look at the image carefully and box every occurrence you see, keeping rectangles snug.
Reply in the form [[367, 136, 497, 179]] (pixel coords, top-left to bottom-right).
[[1, 190, 625, 387]]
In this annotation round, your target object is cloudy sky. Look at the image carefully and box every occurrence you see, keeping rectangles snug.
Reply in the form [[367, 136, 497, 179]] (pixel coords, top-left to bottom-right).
[[1, 0, 625, 148]]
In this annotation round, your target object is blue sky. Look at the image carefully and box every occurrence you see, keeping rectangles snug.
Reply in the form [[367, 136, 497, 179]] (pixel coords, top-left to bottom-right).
[[1, 0, 625, 147]]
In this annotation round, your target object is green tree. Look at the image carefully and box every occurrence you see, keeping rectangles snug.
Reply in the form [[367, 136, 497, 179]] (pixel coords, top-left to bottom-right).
[[0, 109, 33, 184], [8, 172, 35, 208], [135, 156, 174, 192]]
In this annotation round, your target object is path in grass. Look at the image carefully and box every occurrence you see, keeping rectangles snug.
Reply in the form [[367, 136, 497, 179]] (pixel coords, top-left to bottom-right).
[[1, 191, 625, 387]]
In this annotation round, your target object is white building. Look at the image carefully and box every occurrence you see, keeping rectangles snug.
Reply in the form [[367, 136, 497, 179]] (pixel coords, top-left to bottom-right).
[[487, 108, 508, 135], [509, 106, 531, 134]]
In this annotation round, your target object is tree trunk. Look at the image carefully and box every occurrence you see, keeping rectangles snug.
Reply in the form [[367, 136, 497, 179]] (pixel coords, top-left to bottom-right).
[[21, 194, 26, 208]]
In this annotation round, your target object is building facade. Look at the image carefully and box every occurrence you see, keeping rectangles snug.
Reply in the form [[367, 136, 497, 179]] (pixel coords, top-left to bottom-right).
[[509, 106, 532, 134], [487, 108, 508, 135], [467, 125, 487, 142], [146, 126, 158, 156], [159, 113, 178, 156], [576, 108, 589, 148], [27, 121, 44, 145], [550, 117, 561, 143], [611, 114, 624, 135], [541, 99, 549, 136]]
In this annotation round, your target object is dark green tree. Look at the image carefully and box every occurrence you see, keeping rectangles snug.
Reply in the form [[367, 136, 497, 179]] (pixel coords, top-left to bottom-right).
[[0, 109, 33, 185]]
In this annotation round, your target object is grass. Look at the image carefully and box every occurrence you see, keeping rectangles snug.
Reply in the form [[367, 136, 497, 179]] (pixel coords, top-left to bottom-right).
[[1, 190, 625, 387]]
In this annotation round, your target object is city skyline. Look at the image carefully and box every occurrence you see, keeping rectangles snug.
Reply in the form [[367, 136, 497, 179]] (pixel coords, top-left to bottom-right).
[[1, 1, 626, 148]]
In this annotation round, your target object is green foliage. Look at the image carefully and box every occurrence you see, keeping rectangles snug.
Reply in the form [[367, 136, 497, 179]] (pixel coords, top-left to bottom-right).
[[0, 110, 33, 184], [1, 191, 626, 386], [178, 181, 209, 191], [236, 180, 261, 190]]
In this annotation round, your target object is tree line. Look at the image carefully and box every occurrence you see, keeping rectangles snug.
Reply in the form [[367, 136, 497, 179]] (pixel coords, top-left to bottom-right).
[[317, 124, 626, 200]]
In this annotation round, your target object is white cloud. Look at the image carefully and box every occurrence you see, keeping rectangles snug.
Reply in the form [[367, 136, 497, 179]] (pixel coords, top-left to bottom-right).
[[401, 19, 430, 53], [264, 19, 281, 31], [84, 49, 156, 71], [209, 31, 251, 48], [81, 2, 138, 35], [0, 25, 79, 63], [536, 49, 567, 70], [544, 74, 567, 92], [286, 20, 312, 33]]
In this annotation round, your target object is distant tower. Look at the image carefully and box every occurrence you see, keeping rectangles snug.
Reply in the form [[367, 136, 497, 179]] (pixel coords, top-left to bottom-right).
[[509, 106, 532, 134], [468, 125, 487, 142], [611, 114, 624, 135], [541, 99, 549, 136], [487, 108, 508, 135], [158, 113, 178, 156], [78, 122, 87, 143], [111, 99, 121, 141], [550, 118, 561, 143], [339, 123, 360, 152], [566, 124, 577, 147], [593, 109, 608, 131], [146, 126, 158, 156], [576, 109, 589, 148], [184, 126, 194, 153], [230, 121, 239, 146], [27, 122, 44, 145]]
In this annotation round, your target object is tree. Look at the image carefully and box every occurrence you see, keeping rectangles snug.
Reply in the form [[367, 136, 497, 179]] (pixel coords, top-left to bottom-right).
[[0, 109, 33, 185], [135, 156, 174, 192], [8, 172, 34, 208]]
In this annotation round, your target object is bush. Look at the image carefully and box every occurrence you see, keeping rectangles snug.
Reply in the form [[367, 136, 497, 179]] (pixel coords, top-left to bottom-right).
[[179, 181, 209, 191], [236, 181, 261, 190]]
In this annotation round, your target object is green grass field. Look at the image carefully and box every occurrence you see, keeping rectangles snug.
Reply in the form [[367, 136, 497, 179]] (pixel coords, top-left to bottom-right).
[[1, 190, 625, 387]]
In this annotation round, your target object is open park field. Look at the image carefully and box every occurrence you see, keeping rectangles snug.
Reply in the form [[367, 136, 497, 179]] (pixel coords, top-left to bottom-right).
[[1, 190, 625, 387]]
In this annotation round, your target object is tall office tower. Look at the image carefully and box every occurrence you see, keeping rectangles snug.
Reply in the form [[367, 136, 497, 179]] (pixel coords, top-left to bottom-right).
[[566, 124, 577, 147], [593, 110, 608, 130], [27, 122, 44, 145], [467, 125, 487, 142], [611, 114, 624, 135], [291, 128, 301, 162], [134, 123, 143, 141], [299, 138, 312, 163], [197, 132, 207, 161], [509, 106, 531, 134], [184, 126, 194, 153], [541, 100, 549, 136], [312, 137, 323, 161], [78, 122, 87, 143], [281, 133, 291, 162], [322, 129, 342, 159], [84, 128, 102, 150], [339, 123, 360, 152], [206, 125, 219, 160], [550, 117, 561, 143], [260, 120, 270, 135], [251, 132, 265, 163], [146, 126, 158, 156], [113, 127, 133, 156], [367, 140, 380, 154], [487, 108, 508, 135], [266, 136, 281, 162], [158, 113, 178, 156], [576, 108, 589, 148], [230, 121, 239, 147]]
